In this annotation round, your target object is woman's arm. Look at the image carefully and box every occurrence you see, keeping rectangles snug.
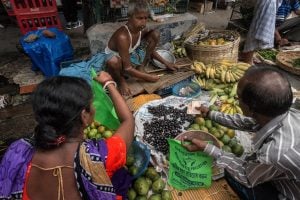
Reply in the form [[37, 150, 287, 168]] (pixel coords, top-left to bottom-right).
[[94, 72, 134, 149]]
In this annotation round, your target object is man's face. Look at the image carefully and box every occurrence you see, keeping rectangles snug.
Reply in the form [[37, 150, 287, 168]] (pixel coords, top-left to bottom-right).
[[130, 11, 149, 31], [237, 78, 252, 117]]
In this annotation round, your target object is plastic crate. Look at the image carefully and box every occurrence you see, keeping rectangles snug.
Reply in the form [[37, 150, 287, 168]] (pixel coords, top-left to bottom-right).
[[10, 0, 58, 15], [16, 11, 62, 34]]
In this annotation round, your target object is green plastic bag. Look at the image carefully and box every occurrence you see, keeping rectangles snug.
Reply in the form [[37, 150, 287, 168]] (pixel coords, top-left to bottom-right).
[[91, 69, 120, 130], [167, 139, 212, 190]]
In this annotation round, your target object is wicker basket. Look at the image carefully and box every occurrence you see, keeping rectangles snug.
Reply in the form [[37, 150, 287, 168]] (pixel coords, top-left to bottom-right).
[[184, 30, 240, 64], [276, 51, 300, 75]]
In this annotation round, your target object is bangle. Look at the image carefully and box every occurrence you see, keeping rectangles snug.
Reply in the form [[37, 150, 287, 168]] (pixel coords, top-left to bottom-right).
[[103, 80, 117, 92]]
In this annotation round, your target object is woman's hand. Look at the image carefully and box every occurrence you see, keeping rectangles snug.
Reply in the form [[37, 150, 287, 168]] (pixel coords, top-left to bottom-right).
[[182, 135, 208, 152], [94, 71, 113, 85]]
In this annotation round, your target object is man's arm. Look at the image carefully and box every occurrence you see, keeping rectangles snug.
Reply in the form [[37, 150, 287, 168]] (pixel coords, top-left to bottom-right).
[[208, 111, 259, 132], [204, 144, 282, 187], [117, 34, 159, 82]]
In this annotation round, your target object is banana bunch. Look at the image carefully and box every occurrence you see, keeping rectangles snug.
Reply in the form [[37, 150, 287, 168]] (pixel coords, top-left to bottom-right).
[[190, 60, 251, 84], [191, 61, 206, 74], [192, 76, 216, 90], [173, 47, 187, 58], [220, 101, 243, 115], [172, 40, 187, 58]]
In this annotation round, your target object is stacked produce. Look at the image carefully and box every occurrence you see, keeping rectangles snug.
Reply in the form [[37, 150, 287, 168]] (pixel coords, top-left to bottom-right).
[[186, 31, 237, 47], [83, 120, 114, 140], [191, 60, 251, 84], [126, 154, 172, 200], [187, 116, 244, 157], [191, 60, 251, 115], [257, 49, 278, 62]]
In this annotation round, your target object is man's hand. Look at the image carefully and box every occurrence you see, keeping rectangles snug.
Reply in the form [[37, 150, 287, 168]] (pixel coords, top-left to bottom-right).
[[182, 135, 208, 152], [195, 105, 210, 118]]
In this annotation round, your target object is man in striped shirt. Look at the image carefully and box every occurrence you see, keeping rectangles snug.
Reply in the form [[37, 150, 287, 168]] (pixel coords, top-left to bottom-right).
[[183, 67, 300, 200]]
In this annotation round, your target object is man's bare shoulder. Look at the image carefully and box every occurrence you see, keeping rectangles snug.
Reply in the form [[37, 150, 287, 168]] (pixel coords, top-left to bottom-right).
[[113, 26, 129, 41]]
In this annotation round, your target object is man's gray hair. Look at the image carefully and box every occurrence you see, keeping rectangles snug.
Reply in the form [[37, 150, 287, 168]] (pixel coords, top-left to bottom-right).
[[127, 0, 150, 17]]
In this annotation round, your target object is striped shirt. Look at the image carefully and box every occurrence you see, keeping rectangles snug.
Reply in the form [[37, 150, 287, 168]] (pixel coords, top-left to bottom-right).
[[204, 108, 300, 200], [243, 0, 283, 52], [276, 0, 300, 26]]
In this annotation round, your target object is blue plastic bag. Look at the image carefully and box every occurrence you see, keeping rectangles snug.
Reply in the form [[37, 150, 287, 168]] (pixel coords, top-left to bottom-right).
[[20, 27, 73, 77]]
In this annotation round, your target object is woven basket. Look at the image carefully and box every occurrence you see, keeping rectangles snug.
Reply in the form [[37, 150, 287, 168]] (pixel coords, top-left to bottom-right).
[[276, 51, 300, 75], [184, 30, 240, 64]]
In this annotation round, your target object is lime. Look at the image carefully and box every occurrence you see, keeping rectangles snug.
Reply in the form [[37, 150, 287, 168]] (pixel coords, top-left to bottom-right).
[[148, 194, 162, 200], [97, 125, 106, 134], [226, 129, 235, 138], [135, 196, 147, 200], [232, 144, 244, 157], [194, 117, 205, 126], [126, 155, 135, 167], [134, 177, 150, 196], [127, 188, 137, 200], [205, 120, 213, 129], [103, 130, 113, 138], [221, 134, 231, 145], [152, 178, 166, 194], [200, 126, 209, 132], [222, 145, 232, 153], [129, 165, 138, 176], [161, 190, 172, 200], [190, 123, 200, 130], [228, 138, 238, 148]]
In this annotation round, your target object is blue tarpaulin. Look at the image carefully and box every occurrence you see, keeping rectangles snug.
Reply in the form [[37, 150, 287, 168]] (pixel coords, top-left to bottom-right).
[[20, 28, 73, 77]]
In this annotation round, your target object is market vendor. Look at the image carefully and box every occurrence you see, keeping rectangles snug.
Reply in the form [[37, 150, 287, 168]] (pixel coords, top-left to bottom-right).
[[242, 0, 283, 64], [183, 67, 300, 200], [275, 0, 300, 46], [105, 0, 176, 96]]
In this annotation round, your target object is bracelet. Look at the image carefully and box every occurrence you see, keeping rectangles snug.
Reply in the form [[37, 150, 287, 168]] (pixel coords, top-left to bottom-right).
[[103, 80, 117, 92]]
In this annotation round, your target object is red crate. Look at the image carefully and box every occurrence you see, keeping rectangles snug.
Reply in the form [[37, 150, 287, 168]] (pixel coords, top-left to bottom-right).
[[16, 11, 62, 34], [10, 0, 58, 15]]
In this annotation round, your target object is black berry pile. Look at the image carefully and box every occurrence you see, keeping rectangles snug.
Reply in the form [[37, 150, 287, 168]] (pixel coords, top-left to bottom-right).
[[143, 104, 194, 155]]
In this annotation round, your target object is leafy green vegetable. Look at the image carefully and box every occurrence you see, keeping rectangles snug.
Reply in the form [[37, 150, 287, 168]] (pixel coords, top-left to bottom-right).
[[258, 49, 278, 61], [293, 58, 300, 68]]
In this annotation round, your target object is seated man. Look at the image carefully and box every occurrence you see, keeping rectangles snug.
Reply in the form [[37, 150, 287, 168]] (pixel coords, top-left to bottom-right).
[[105, 0, 176, 96], [275, 0, 300, 46], [183, 66, 300, 200]]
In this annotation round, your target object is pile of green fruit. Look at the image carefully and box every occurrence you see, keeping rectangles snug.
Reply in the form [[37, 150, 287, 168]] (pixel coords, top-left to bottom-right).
[[126, 154, 172, 200], [83, 120, 114, 140], [187, 116, 244, 157]]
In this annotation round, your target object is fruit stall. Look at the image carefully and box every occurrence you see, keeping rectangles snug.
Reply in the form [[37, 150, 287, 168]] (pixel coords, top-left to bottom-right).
[[80, 22, 255, 199]]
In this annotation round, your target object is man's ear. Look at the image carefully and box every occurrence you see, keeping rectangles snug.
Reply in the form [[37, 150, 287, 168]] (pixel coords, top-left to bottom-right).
[[81, 109, 91, 127]]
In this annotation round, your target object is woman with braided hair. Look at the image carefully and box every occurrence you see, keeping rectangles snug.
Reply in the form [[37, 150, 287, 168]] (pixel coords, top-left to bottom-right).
[[0, 72, 134, 200]]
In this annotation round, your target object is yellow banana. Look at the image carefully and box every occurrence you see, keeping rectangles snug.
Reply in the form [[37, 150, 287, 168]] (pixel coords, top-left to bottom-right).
[[231, 71, 241, 81], [206, 67, 211, 79], [221, 69, 227, 83], [228, 71, 236, 82], [236, 62, 251, 71], [225, 71, 231, 83], [210, 67, 215, 79], [235, 105, 243, 114]]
